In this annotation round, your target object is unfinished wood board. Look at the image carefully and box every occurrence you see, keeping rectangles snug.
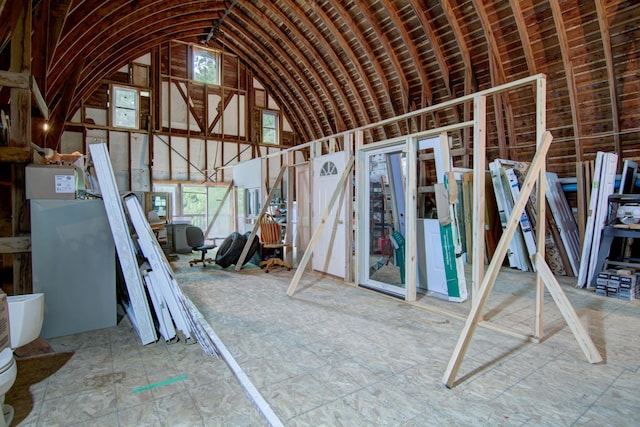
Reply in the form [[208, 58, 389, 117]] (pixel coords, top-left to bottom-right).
[[443, 131, 552, 388]]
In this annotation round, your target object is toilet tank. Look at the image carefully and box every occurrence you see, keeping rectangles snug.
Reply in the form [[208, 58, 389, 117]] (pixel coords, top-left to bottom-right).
[[7, 294, 45, 348]]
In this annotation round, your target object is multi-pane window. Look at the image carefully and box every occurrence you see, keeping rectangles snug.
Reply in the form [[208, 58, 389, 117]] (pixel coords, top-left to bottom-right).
[[262, 110, 278, 144], [112, 86, 139, 129], [192, 48, 220, 85]]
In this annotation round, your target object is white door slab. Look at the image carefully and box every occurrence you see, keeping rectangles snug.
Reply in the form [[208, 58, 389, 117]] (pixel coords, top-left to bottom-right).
[[312, 152, 347, 278]]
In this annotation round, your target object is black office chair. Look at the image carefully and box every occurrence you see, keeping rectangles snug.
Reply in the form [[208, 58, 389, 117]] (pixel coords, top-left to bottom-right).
[[186, 226, 216, 267]]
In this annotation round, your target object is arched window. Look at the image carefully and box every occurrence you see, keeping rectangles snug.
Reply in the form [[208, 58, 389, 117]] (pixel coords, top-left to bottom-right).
[[320, 161, 338, 176]]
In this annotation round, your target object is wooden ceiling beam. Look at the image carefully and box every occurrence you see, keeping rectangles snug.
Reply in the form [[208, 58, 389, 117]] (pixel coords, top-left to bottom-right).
[[218, 34, 314, 143], [276, 0, 370, 134], [509, 0, 536, 75], [331, 1, 394, 139], [46, 0, 221, 99], [222, 17, 325, 139], [380, 0, 433, 104], [549, 0, 583, 161], [230, 5, 338, 134], [351, 0, 409, 118], [298, 1, 384, 131], [46, 59, 83, 149], [595, 0, 622, 163], [471, 0, 514, 159], [408, 0, 451, 96]]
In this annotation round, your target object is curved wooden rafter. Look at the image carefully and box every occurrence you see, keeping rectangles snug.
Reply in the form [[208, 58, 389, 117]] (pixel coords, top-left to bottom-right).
[[221, 25, 321, 141], [302, 2, 387, 133], [595, 0, 622, 162], [238, 2, 350, 134], [275, 0, 370, 135], [227, 8, 334, 136], [549, 0, 583, 161], [351, 0, 410, 117]]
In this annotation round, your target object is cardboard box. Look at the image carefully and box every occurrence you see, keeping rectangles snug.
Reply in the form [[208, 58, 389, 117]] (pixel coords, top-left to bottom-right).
[[0, 291, 9, 351], [596, 271, 612, 287], [595, 283, 608, 297], [618, 276, 637, 301], [26, 164, 79, 199]]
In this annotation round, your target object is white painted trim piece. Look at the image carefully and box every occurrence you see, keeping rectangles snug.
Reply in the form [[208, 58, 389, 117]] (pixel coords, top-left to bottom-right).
[[505, 167, 537, 271], [89, 142, 157, 345], [586, 152, 618, 286], [124, 195, 194, 341], [576, 151, 605, 288], [142, 270, 176, 342], [619, 160, 638, 194], [489, 161, 525, 270]]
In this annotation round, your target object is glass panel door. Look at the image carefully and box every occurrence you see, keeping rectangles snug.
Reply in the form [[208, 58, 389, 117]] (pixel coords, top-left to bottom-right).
[[361, 144, 407, 297]]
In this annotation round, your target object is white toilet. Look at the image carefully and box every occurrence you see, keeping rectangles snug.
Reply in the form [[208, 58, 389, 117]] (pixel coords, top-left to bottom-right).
[[0, 293, 45, 427]]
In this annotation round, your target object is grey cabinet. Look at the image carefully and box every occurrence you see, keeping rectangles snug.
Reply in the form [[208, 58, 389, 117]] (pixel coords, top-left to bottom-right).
[[31, 199, 117, 338]]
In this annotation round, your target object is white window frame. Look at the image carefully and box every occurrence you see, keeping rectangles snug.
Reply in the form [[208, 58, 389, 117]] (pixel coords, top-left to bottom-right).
[[112, 85, 139, 129], [262, 110, 279, 144]]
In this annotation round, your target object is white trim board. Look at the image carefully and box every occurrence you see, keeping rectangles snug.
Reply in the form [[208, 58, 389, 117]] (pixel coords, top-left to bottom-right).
[[89, 142, 157, 345]]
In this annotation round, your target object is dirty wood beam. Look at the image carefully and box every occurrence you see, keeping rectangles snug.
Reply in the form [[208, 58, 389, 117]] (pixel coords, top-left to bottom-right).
[[0, 236, 31, 254], [595, 0, 622, 164], [173, 82, 206, 132], [549, 0, 583, 161], [0, 147, 30, 162], [207, 89, 237, 134], [9, 0, 32, 296], [509, 0, 536, 74]]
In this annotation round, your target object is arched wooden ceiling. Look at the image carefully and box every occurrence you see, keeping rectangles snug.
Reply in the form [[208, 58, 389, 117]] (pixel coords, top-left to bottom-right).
[[3, 0, 639, 175]]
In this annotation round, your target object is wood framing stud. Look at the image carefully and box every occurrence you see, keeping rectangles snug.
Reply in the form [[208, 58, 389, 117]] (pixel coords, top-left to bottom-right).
[[442, 131, 553, 388], [533, 254, 603, 364]]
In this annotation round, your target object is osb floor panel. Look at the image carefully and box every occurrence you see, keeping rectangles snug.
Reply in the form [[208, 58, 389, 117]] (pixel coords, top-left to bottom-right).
[[8, 258, 640, 426]]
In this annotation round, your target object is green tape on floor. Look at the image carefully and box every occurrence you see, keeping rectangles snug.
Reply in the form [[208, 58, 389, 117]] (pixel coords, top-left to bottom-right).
[[133, 374, 188, 393]]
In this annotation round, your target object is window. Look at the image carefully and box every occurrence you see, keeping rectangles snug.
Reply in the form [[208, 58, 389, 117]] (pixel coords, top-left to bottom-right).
[[182, 186, 207, 230], [112, 86, 139, 129], [320, 161, 338, 176], [192, 48, 220, 85], [262, 110, 278, 144]]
